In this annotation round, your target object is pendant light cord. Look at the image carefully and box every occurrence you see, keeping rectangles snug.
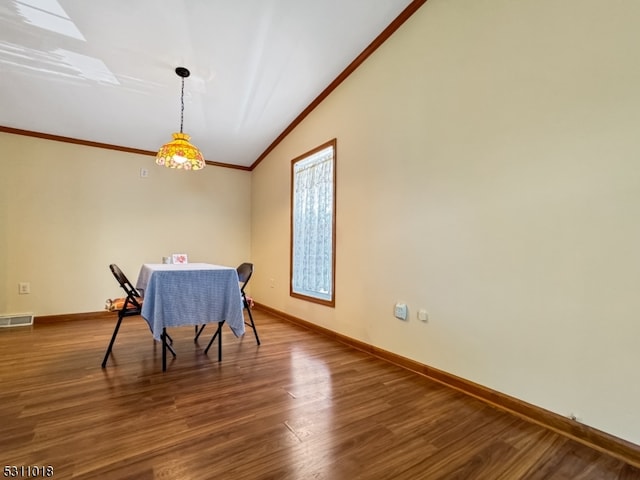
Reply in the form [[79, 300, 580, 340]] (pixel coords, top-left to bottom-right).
[[179, 77, 185, 134]]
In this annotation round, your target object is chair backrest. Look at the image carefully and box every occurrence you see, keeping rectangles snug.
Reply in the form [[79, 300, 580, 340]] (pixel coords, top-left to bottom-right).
[[109, 264, 143, 309], [236, 262, 253, 294]]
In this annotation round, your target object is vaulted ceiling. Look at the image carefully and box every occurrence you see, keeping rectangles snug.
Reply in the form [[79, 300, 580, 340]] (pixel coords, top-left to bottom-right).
[[0, 0, 423, 169]]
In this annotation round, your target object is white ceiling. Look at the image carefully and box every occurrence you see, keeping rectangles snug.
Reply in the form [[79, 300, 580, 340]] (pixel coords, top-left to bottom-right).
[[0, 0, 417, 168]]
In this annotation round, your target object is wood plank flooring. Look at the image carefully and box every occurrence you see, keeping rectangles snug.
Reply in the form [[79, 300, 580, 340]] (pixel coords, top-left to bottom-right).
[[1, 309, 639, 479]]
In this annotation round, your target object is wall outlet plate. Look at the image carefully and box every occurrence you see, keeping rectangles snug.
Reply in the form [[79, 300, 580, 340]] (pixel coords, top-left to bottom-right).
[[394, 303, 408, 320]]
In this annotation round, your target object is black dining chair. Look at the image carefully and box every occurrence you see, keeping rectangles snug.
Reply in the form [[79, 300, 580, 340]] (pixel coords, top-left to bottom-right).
[[194, 262, 261, 355], [102, 264, 175, 367], [236, 262, 260, 345]]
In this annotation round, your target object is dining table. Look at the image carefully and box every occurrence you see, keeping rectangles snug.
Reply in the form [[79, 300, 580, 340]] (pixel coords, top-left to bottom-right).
[[136, 262, 245, 371]]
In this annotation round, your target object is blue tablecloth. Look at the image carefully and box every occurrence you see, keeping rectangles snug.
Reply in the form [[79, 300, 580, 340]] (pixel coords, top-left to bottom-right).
[[136, 263, 245, 341]]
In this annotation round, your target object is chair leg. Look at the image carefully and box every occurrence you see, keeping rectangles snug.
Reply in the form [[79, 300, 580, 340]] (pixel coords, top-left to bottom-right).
[[161, 329, 177, 372], [165, 337, 177, 357], [245, 306, 260, 345], [204, 321, 225, 361], [162, 328, 167, 372], [101, 313, 124, 368], [194, 324, 206, 342]]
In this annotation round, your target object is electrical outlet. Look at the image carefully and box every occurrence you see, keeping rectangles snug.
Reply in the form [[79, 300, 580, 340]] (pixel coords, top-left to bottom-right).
[[140, 167, 149, 178], [18, 282, 30, 294], [418, 309, 428, 322], [394, 303, 408, 320]]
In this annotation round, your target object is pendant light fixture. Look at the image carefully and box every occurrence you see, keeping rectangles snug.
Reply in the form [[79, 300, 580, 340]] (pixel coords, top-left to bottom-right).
[[156, 67, 205, 170]]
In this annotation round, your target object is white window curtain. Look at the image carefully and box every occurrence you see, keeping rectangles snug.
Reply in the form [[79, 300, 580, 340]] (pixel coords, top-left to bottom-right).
[[292, 146, 334, 302]]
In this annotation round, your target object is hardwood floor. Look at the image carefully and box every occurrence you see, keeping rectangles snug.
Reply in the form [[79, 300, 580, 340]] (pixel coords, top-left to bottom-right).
[[1, 309, 639, 480]]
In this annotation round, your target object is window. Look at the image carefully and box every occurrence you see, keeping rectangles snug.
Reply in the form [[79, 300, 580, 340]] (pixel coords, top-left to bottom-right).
[[290, 139, 336, 306]]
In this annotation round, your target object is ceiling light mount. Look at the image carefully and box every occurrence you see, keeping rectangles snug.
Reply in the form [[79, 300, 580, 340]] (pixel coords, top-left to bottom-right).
[[175, 66, 190, 78], [155, 66, 205, 171]]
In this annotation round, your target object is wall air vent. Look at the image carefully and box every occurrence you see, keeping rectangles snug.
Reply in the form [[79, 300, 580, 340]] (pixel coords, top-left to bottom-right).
[[0, 313, 34, 327]]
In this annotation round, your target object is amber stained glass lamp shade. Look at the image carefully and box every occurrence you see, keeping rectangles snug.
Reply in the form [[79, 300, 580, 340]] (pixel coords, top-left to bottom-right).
[[156, 67, 205, 170]]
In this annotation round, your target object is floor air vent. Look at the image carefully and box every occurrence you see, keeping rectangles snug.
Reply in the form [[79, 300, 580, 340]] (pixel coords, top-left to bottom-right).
[[0, 313, 34, 327]]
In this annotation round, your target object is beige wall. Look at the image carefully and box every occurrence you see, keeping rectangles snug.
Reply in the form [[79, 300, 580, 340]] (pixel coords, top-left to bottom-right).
[[0, 133, 251, 316], [251, 0, 640, 444]]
